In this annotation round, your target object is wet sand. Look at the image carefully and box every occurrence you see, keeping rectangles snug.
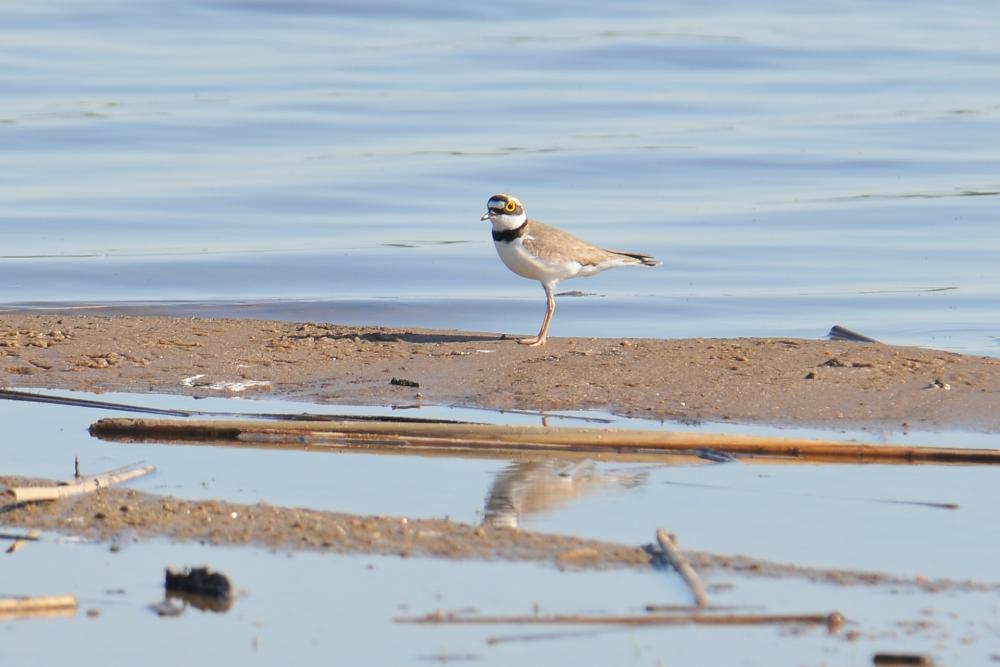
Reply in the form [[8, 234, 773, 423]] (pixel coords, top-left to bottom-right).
[[1, 314, 998, 430], [3, 313, 1000, 611], [2, 475, 993, 594]]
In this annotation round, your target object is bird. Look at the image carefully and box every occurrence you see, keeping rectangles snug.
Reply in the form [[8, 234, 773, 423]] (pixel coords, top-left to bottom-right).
[[480, 193, 659, 346]]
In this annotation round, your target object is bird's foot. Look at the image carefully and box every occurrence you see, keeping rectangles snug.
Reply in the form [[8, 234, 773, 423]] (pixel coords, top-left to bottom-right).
[[517, 336, 547, 347]]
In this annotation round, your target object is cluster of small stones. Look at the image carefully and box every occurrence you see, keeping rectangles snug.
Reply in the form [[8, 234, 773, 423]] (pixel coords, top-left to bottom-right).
[[0, 327, 72, 350], [77, 351, 150, 369], [1, 328, 73, 374]]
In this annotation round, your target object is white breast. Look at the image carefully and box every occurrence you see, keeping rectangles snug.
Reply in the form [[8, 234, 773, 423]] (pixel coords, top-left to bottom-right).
[[494, 237, 582, 284]]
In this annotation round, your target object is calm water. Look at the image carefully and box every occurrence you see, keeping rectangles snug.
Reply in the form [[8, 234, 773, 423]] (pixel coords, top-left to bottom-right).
[[12, 540, 999, 667], [3, 390, 1000, 665], [5, 389, 1000, 578], [1, 1, 998, 353]]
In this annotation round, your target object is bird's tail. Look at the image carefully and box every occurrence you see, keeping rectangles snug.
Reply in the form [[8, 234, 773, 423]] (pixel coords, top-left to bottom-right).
[[607, 249, 661, 267]]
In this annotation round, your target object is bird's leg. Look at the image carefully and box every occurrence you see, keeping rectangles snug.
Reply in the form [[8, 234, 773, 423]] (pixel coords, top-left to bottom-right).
[[519, 283, 556, 346]]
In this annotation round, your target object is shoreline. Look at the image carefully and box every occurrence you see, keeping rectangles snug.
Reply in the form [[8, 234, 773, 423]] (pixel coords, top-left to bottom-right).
[[2, 314, 998, 431]]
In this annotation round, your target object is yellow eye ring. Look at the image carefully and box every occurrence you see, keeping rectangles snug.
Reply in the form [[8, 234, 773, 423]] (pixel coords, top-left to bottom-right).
[[504, 200, 517, 213]]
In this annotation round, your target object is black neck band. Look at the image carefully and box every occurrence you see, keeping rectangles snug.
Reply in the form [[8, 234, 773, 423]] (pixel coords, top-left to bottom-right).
[[492, 221, 528, 243]]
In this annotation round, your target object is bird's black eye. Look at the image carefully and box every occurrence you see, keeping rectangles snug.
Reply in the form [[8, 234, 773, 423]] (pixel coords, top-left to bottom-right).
[[504, 200, 517, 213]]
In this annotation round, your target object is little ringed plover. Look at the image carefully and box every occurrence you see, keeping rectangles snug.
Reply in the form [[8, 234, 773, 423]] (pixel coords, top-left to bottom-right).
[[481, 193, 659, 346]]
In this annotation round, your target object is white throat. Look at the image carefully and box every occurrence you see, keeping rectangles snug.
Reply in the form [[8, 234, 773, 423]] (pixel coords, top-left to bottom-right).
[[489, 212, 527, 233]]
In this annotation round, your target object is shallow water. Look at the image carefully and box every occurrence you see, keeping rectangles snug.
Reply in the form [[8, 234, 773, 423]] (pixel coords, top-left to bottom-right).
[[4, 389, 999, 579], [10, 539, 997, 667], [3, 390, 1000, 664], [2, 1, 999, 354]]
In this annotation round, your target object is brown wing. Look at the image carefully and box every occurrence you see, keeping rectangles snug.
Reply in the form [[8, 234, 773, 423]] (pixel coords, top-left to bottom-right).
[[521, 220, 624, 266], [522, 220, 658, 267]]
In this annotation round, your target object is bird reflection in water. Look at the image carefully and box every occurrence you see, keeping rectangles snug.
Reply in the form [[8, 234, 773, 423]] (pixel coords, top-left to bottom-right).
[[483, 461, 649, 529]]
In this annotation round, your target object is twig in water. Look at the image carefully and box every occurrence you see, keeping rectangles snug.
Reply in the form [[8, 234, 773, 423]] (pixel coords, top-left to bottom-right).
[[4, 464, 155, 503], [662, 479, 958, 511], [656, 528, 708, 608], [0, 388, 194, 417], [398, 610, 844, 631], [5, 529, 40, 554], [0, 532, 42, 542], [644, 603, 761, 613], [447, 403, 615, 424], [0, 595, 77, 620], [89, 417, 1000, 465], [872, 654, 932, 665], [486, 627, 624, 645], [0, 388, 464, 424], [0, 532, 89, 546]]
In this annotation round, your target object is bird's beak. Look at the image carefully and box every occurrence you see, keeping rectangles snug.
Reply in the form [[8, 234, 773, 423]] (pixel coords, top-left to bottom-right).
[[480, 212, 491, 221]]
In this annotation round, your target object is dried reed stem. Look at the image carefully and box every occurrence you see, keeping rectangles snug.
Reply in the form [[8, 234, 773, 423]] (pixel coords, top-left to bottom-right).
[[656, 528, 708, 607], [90, 418, 1000, 465], [4, 465, 155, 503]]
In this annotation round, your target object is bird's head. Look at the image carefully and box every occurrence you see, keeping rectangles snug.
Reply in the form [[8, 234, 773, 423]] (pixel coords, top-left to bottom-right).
[[481, 193, 526, 229]]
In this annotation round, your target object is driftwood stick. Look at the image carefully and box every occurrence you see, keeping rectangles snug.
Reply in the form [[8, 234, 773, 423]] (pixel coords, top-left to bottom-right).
[[236, 430, 704, 459], [656, 528, 708, 608], [5, 529, 40, 554], [4, 465, 155, 503], [398, 611, 843, 630], [0, 595, 77, 619], [89, 418, 1000, 465]]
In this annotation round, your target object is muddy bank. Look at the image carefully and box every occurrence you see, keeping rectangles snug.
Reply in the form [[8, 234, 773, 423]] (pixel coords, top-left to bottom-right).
[[0, 475, 645, 568], [2, 476, 994, 594], [1, 314, 998, 429]]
